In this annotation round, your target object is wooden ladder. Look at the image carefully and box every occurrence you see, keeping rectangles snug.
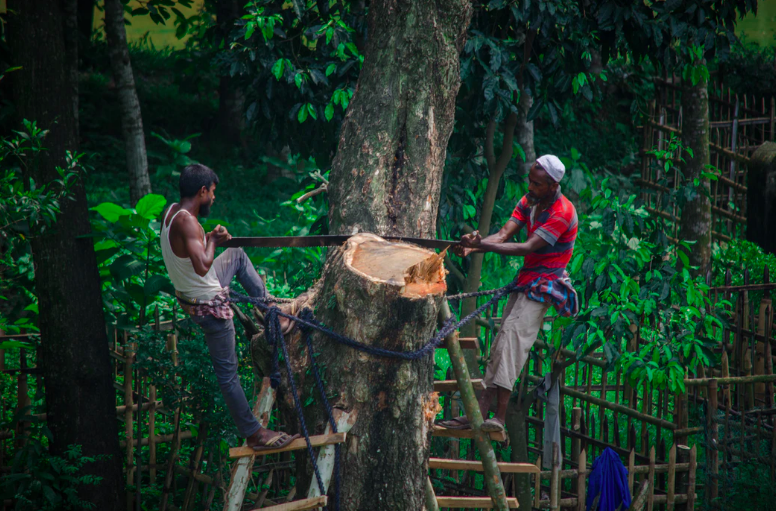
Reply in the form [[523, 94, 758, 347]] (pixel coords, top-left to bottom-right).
[[426, 303, 515, 510], [222, 378, 350, 511]]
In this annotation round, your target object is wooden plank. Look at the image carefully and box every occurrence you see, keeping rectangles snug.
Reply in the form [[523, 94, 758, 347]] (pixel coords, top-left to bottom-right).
[[431, 424, 506, 442], [437, 337, 478, 350], [428, 458, 538, 473], [308, 410, 357, 498], [229, 433, 347, 459], [434, 379, 485, 392], [224, 377, 276, 511], [436, 497, 519, 508], [253, 496, 327, 511]]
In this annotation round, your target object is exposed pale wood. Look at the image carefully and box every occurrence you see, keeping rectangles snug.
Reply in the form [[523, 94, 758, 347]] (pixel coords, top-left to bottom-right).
[[434, 379, 485, 392], [631, 481, 651, 511], [252, 496, 327, 511], [435, 497, 519, 508], [224, 377, 275, 511], [431, 424, 506, 442], [229, 433, 347, 459], [628, 449, 636, 496], [428, 458, 539, 473], [550, 443, 559, 510]]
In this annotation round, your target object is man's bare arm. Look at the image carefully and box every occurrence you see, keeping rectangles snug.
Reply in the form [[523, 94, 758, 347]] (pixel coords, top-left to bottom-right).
[[454, 220, 524, 257], [178, 215, 223, 277], [474, 231, 549, 256]]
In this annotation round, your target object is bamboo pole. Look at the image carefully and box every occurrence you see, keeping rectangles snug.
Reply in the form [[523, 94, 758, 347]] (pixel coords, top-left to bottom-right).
[[550, 443, 559, 511], [148, 383, 157, 484], [667, 444, 676, 511], [576, 449, 586, 511], [439, 302, 509, 511], [571, 408, 581, 466], [181, 423, 207, 511], [687, 446, 697, 510], [424, 476, 440, 511], [647, 446, 655, 511], [628, 449, 636, 497], [707, 379, 719, 505], [124, 338, 135, 511], [534, 455, 542, 510]]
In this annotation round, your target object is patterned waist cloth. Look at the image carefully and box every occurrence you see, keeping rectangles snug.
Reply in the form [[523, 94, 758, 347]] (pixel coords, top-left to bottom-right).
[[175, 288, 234, 320]]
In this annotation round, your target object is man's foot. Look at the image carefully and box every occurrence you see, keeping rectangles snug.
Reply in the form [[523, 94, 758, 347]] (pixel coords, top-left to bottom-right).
[[247, 428, 300, 452], [436, 416, 472, 430], [480, 417, 506, 433]]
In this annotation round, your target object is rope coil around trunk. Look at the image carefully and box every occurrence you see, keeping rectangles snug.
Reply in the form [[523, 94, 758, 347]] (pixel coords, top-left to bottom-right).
[[225, 280, 521, 511]]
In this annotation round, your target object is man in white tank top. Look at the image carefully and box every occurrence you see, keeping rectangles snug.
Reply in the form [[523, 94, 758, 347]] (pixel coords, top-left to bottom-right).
[[161, 164, 298, 451]]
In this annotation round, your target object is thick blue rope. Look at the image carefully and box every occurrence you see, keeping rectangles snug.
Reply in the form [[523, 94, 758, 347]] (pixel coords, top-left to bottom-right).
[[264, 306, 329, 509], [229, 280, 520, 510]]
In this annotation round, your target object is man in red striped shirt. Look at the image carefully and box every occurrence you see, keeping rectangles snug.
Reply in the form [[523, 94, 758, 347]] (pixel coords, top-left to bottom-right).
[[440, 155, 578, 433]]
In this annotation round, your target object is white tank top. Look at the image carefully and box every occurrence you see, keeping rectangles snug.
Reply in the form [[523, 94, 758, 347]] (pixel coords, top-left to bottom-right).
[[161, 205, 223, 301]]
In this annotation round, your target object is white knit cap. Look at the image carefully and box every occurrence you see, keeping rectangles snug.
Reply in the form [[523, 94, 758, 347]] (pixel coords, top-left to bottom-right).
[[536, 154, 565, 183]]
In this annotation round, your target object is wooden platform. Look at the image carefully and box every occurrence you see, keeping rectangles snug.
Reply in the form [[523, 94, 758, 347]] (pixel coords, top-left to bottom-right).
[[434, 379, 485, 392], [229, 433, 346, 459], [436, 496, 519, 508], [431, 424, 507, 442], [436, 337, 478, 350], [429, 457, 538, 473], [254, 496, 327, 510]]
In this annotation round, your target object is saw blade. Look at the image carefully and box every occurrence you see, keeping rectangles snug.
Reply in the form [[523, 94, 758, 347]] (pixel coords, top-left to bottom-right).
[[221, 235, 457, 250]]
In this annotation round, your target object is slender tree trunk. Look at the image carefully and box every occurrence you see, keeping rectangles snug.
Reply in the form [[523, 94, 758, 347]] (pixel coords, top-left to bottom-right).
[[216, 0, 244, 143], [104, 0, 151, 205], [459, 113, 518, 365], [328, 0, 472, 238], [7, 2, 124, 509], [678, 70, 711, 275], [515, 92, 535, 176]]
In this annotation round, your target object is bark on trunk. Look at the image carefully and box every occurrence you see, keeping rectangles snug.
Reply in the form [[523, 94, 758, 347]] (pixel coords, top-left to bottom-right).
[[678, 72, 711, 275], [104, 0, 151, 205], [216, 0, 245, 143], [328, 0, 472, 238], [506, 403, 533, 509], [515, 92, 535, 176], [249, 234, 447, 510], [7, 2, 124, 509]]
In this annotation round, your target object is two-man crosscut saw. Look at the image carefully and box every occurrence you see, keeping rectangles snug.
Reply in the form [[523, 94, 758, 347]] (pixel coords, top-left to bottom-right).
[[221, 235, 458, 250]]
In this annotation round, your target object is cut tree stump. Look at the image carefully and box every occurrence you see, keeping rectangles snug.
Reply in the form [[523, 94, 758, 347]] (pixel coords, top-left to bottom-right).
[[250, 233, 448, 510]]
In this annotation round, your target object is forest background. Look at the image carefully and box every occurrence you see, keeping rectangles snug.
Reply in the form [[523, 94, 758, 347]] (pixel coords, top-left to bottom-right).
[[2, 0, 776, 510]]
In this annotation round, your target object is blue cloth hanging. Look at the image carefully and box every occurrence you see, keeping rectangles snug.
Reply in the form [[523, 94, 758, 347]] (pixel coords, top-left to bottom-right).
[[586, 448, 632, 511]]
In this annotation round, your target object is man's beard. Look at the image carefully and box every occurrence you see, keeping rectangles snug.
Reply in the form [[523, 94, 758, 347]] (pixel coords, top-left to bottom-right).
[[200, 202, 212, 217], [525, 193, 541, 206]]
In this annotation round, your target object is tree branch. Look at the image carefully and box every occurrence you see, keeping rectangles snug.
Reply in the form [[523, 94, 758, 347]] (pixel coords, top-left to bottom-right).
[[484, 118, 497, 170]]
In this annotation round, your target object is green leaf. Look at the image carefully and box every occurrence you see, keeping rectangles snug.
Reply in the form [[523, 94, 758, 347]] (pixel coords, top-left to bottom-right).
[[295, 72, 304, 89], [245, 21, 256, 40], [92, 202, 130, 223], [109, 255, 146, 281], [298, 105, 309, 123], [135, 193, 167, 220], [272, 59, 285, 80], [307, 103, 317, 120], [325, 63, 336, 77], [325, 103, 334, 121], [144, 275, 175, 296]]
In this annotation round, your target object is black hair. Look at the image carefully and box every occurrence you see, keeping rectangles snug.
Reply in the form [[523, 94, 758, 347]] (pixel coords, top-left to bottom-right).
[[179, 164, 219, 198]]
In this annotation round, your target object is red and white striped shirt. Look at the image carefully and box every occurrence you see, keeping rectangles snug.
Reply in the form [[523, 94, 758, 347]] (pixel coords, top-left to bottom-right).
[[510, 189, 578, 287]]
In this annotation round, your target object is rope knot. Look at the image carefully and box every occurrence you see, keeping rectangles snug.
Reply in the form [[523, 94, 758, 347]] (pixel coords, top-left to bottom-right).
[[299, 308, 315, 334]]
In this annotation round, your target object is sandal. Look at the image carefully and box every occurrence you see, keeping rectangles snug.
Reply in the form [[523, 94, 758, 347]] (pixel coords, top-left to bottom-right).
[[435, 416, 472, 430], [250, 432, 300, 452], [480, 418, 505, 433]]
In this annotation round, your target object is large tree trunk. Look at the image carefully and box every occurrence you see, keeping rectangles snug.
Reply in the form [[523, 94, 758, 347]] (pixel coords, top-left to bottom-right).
[[104, 0, 151, 205], [247, 3, 471, 508], [7, 2, 124, 509], [328, 0, 472, 238], [678, 71, 711, 275]]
